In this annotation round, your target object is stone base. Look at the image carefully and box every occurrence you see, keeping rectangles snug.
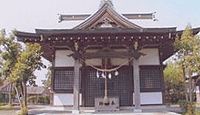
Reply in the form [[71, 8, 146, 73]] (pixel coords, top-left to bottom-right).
[[95, 97, 119, 111], [134, 109, 142, 113], [72, 110, 80, 114]]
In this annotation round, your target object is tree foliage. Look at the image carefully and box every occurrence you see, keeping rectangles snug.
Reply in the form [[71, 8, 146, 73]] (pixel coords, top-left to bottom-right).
[[12, 43, 44, 115], [11, 43, 44, 83], [0, 30, 21, 80], [0, 30, 21, 105], [175, 26, 200, 74], [164, 63, 184, 83]]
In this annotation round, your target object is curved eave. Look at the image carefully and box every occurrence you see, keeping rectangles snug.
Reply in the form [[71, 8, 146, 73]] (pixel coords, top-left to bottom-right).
[[73, 3, 142, 30], [15, 31, 53, 62], [176, 27, 200, 35], [35, 27, 177, 36], [15, 31, 41, 42], [15, 27, 200, 63], [16, 27, 200, 41]]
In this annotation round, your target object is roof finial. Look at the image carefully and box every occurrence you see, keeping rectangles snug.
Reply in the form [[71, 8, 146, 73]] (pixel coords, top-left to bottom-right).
[[100, 0, 114, 8]]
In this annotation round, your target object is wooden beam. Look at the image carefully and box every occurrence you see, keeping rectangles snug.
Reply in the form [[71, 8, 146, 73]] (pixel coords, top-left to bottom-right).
[[84, 51, 130, 59], [84, 47, 130, 59], [59, 14, 90, 22], [59, 13, 155, 22], [122, 13, 154, 20]]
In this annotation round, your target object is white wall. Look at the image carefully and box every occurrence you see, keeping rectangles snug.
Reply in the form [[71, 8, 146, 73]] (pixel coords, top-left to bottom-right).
[[133, 92, 163, 105], [111, 48, 160, 66], [54, 92, 162, 106], [53, 93, 82, 106], [55, 50, 74, 67], [54, 48, 159, 67], [139, 48, 160, 65]]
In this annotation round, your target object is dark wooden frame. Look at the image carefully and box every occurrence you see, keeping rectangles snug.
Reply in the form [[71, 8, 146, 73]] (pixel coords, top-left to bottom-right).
[[53, 67, 74, 93], [139, 65, 163, 92]]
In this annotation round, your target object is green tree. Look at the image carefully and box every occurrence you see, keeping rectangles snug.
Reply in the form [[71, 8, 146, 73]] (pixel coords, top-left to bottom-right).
[[0, 30, 44, 115], [10, 43, 44, 115], [164, 62, 185, 104], [175, 26, 200, 102], [0, 30, 21, 105], [174, 26, 200, 114]]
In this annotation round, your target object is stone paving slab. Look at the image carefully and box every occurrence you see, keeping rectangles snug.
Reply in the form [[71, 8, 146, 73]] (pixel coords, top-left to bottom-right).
[[29, 109, 181, 115], [0, 105, 181, 115], [0, 110, 17, 115], [32, 112, 180, 115], [27, 105, 181, 115]]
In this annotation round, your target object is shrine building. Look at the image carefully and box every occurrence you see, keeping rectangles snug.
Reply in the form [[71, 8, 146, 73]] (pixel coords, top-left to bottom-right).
[[15, 0, 200, 113]]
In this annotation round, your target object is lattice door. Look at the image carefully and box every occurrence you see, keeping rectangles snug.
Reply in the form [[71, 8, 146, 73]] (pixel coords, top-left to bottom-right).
[[82, 66, 133, 107]]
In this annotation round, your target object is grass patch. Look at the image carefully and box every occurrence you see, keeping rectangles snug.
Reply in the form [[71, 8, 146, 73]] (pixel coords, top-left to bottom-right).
[[0, 103, 7, 106], [0, 104, 14, 110], [194, 111, 200, 115]]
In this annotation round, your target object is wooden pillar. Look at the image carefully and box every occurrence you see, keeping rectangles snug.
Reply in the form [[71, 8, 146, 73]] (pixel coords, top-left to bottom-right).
[[51, 48, 55, 106], [73, 59, 80, 114], [133, 59, 142, 112]]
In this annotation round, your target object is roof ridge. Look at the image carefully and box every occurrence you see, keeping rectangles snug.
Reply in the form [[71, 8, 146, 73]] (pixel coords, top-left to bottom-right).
[[100, 0, 114, 8]]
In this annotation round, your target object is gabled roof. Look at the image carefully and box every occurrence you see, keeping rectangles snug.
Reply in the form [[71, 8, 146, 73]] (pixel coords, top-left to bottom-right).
[[73, 0, 142, 30], [27, 86, 45, 95]]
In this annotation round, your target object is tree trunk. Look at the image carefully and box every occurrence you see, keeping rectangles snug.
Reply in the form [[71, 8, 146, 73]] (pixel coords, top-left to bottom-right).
[[22, 81, 27, 107], [14, 86, 22, 107], [188, 70, 193, 102], [182, 64, 189, 101], [8, 83, 12, 105], [22, 81, 28, 115]]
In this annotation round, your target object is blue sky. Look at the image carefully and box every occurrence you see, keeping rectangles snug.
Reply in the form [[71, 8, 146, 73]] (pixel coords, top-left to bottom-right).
[[0, 0, 200, 85], [1, 0, 200, 32]]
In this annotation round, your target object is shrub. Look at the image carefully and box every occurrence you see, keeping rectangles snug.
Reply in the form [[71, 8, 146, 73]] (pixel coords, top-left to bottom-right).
[[18, 106, 28, 115], [0, 103, 6, 106], [178, 100, 195, 115], [28, 96, 37, 104], [28, 95, 50, 105], [38, 96, 50, 104], [0, 104, 13, 110]]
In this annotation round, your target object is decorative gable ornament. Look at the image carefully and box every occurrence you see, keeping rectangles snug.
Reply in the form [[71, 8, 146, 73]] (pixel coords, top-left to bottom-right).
[[96, 18, 116, 28], [73, 0, 142, 30]]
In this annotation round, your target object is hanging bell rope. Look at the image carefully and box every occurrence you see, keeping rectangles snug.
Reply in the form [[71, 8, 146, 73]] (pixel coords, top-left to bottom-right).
[[79, 57, 134, 72]]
